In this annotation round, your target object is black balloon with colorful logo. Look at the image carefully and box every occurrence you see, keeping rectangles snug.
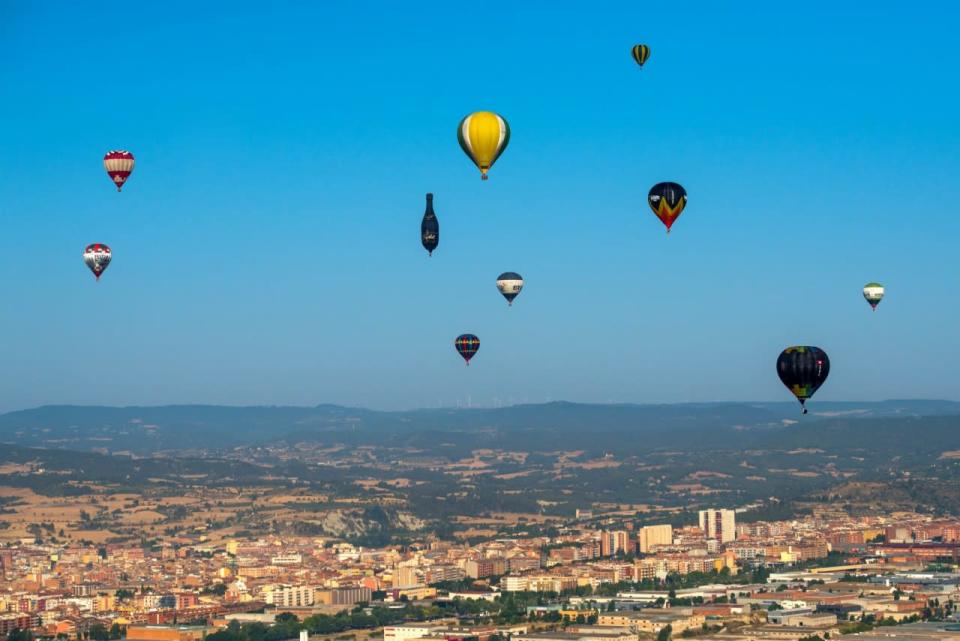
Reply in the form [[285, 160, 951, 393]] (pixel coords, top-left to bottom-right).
[[776, 346, 830, 414]]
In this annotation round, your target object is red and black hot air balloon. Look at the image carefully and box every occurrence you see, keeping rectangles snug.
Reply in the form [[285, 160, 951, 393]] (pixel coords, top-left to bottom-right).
[[455, 334, 480, 366], [83, 244, 112, 281], [103, 150, 135, 192], [648, 182, 687, 233]]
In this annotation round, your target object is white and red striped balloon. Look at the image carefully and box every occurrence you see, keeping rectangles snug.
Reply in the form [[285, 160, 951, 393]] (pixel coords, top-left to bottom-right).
[[103, 150, 135, 192]]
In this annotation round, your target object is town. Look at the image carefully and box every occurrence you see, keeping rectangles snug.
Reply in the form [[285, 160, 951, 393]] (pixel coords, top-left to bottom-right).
[[3, 507, 959, 641]]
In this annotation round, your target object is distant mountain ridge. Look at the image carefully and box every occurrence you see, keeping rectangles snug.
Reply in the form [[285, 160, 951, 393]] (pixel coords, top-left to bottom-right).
[[1, 399, 958, 456]]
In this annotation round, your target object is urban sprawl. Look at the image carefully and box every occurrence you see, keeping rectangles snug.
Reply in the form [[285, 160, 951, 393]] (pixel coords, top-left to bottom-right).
[[2, 508, 960, 641]]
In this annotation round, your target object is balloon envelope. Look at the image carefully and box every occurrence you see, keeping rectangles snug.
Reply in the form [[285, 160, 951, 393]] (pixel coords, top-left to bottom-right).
[[421, 193, 439, 256], [83, 243, 112, 280], [648, 182, 687, 233], [496, 272, 524, 306], [863, 282, 884, 310], [103, 150, 135, 192], [455, 334, 480, 365], [632, 44, 650, 67], [457, 111, 510, 180], [776, 346, 830, 413]]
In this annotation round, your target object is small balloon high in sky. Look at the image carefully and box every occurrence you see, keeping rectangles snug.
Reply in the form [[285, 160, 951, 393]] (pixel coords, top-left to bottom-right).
[[647, 182, 687, 234], [83, 244, 112, 281], [103, 150, 135, 192], [455, 334, 480, 366], [863, 283, 885, 311], [420, 193, 439, 257]]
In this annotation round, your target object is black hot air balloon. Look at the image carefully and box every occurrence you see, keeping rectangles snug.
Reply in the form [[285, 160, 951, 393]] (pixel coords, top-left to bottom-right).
[[455, 334, 480, 366], [776, 346, 830, 414], [648, 182, 687, 233], [421, 193, 439, 256]]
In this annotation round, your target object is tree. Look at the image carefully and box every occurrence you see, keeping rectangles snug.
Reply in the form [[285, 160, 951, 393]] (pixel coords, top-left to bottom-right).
[[656, 625, 672, 641], [202, 584, 227, 596], [88, 625, 109, 641]]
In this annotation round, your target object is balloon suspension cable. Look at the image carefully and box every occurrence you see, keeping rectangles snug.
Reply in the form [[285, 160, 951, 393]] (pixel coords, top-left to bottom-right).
[[508, 301, 513, 307]]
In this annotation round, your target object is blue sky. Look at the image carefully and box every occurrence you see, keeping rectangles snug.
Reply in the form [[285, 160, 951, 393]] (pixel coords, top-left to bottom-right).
[[1, 2, 958, 412]]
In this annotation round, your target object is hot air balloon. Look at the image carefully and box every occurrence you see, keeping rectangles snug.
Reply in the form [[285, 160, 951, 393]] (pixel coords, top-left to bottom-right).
[[496, 272, 524, 306], [103, 150, 135, 192], [648, 182, 687, 233], [631, 44, 650, 68], [421, 193, 439, 256], [455, 334, 480, 366], [863, 282, 884, 311], [83, 243, 112, 281], [776, 346, 830, 414], [457, 111, 510, 180]]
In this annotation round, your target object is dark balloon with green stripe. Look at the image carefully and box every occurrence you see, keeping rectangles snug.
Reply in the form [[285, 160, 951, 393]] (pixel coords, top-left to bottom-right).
[[632, 44, 650, 68], [776, 346, 830, 414]]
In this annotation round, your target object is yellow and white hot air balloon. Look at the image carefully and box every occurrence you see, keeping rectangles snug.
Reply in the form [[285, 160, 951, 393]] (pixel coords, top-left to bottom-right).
[[457, 111, 510, 180]]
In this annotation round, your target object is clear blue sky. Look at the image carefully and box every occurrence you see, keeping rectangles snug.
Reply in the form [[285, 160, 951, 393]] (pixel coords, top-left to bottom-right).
[[1, 1, 958, 412]]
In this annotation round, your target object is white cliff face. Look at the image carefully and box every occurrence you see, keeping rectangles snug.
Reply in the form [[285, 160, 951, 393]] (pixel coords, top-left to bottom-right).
[[312, 508, 427, 538]]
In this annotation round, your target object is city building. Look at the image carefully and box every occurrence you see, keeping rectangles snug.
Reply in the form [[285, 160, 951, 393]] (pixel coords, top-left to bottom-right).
[[314, 586, 372, 606], [465, 558, 506, 578], [600, 531, 631, 557], [262, 584, 315, 607], [637, 525, 673, 553], [699, 509, 736, 543]]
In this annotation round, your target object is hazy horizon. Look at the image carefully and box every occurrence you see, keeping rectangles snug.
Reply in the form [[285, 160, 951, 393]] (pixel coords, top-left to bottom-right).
[[3, 397, 959, 417]]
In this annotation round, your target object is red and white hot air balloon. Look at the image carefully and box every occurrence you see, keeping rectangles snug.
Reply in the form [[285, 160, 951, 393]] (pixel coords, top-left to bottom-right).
[[103, 150, 135, 192], [83, 244, 112, 281]]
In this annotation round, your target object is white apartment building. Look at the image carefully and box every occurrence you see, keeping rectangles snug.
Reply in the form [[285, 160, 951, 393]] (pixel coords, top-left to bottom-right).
[[262, 584, 315, 607], [699, 509, 736, 543]]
